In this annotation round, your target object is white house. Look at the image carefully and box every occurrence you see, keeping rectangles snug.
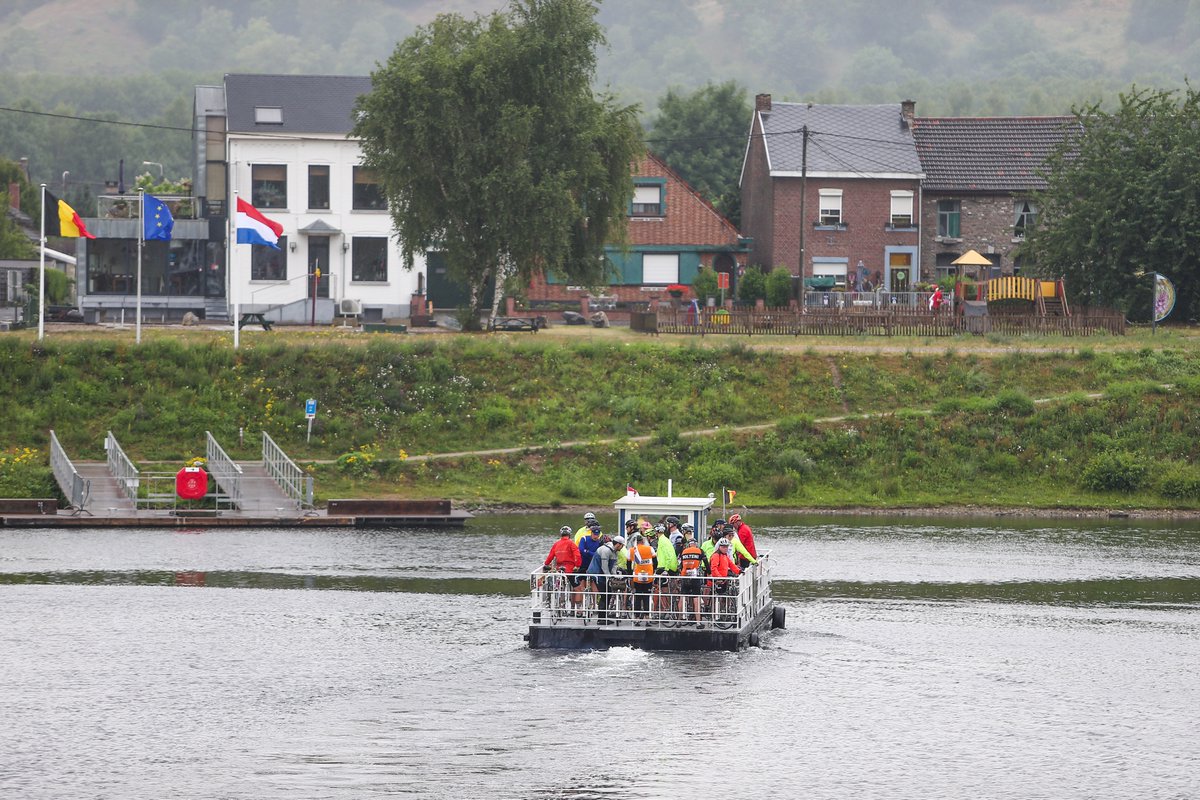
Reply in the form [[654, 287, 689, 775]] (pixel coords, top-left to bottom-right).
[[208, 73, 424, 323]]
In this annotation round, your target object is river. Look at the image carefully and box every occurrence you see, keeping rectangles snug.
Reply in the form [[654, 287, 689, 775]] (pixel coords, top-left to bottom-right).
[[1, 514, 1198, 799]]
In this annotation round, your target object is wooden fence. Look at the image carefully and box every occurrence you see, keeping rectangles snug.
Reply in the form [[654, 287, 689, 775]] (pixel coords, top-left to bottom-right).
[[638, 306, 1125, 337]]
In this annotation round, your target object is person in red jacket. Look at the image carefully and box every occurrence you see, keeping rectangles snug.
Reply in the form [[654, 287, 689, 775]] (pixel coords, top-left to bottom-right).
[[728, 513, 757, 568], [708, 538, 742, 623], [544, 525, 582, 573]]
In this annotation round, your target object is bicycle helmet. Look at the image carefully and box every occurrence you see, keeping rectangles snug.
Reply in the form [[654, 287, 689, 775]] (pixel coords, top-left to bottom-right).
[[728, 513, 742, 524], [681, 522, 694, 531], [717, 537, 730, 548], [665, 516, 680, 527], [624, 518, 638, 529], [559, 525, 573, 536], [600, 534, 612, 545], [583, 512, 596, 521], [653, 523, 666, 534], [588, 521, 602, 533], [712, 519, 726, 528]]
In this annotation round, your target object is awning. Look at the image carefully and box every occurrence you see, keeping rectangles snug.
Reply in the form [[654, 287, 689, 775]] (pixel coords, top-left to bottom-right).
[[803, 277, 838, 289], [298, 219, 342, 235]]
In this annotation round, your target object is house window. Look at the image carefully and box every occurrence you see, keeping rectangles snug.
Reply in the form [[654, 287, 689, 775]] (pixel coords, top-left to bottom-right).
[[254, 106, 282, 125], [935, 251, 960, 280], [353, 167, 386, 210], [937, 199, 960, 238], [1014, 200, 1037, 237], [642, 253, 679, 284], [890, 190, 914, 227], [252, 164, 287, 209], [252, 235, 287, 280], [351, 237, 388, 282], [632, 184, 662, 216], [818, 189, 843, 225], [308, 165, 330, 210]]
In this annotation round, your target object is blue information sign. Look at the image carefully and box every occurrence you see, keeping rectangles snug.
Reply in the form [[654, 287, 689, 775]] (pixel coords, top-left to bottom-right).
[[305, 398, 317, 418]]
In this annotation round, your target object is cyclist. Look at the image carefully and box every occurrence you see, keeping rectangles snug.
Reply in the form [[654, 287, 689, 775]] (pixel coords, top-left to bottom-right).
[[679, 529, 709, 625], [574, 511, 598, 545], [544, 525, 581, 573], [586, 534, 620, 624]]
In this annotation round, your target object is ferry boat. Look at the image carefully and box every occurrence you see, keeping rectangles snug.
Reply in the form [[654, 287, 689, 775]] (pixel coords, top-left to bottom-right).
[[525, 488, 784, 652]]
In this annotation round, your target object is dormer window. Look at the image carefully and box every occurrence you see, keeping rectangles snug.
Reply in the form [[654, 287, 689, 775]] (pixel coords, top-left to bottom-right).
[[254, 106, 283, 125], [631, 184, 663, 217]]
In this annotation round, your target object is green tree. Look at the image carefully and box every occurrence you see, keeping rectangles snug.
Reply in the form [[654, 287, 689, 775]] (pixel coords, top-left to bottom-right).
[[648, 80, 749, 224], [1028, 86, 1200, 320], [765, 266, 793, 307], [353, 0, 643, 328]]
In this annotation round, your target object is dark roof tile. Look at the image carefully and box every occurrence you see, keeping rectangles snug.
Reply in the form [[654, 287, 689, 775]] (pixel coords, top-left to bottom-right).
[[912, 116, 1079, 192]]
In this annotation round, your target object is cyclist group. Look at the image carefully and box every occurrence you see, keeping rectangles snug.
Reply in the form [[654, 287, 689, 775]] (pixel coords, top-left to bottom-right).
[[541, 511, 759, 627]]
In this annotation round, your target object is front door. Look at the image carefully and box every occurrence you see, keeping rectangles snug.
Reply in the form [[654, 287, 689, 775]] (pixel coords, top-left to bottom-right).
[[889, 252, 912, 292], [308, 236, 331, 298]]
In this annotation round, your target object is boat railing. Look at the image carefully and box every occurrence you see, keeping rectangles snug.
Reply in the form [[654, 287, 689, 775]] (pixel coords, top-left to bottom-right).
[[529, 552, 772, 630]]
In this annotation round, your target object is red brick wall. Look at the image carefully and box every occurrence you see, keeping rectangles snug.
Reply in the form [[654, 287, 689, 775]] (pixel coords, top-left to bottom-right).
[[765, 177, 922, 278], [630, 154, 742, 248], [739, 114, 775, 269]]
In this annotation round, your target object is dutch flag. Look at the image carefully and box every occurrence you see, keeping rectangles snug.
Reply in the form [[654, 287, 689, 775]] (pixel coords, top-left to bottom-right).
[[235, 197, 284, 249]]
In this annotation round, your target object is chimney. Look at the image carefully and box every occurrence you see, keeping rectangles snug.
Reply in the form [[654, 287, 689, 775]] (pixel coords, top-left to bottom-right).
[[9, 183, 19, 212], [900, 99, 916, 128], [755, 93, 772, 112]]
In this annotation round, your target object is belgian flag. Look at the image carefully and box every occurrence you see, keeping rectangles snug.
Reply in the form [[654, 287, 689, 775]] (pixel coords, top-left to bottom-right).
[[43, 190, 95, 239], [723, 488, 737, 504]]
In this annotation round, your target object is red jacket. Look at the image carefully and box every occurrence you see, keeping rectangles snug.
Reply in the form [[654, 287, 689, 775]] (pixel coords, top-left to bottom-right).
[[545, 537, 581, 572], [709, 550, 741, 578], [735, 522, 757, 560]]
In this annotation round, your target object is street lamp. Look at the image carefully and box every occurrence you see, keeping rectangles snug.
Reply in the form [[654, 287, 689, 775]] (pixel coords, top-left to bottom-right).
[[61, 171, 69, 195], [142, 161, 164, 179]]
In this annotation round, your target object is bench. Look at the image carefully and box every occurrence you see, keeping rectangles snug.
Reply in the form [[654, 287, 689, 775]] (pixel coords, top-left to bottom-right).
[[0, 498, 58, 514], [327, 498, 451, 516], [238, 312, 273, 331], [488, 316, 545, 332]]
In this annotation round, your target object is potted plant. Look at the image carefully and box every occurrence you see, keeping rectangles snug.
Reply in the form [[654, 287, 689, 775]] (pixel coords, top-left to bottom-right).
[[666, 283, 689, 299]]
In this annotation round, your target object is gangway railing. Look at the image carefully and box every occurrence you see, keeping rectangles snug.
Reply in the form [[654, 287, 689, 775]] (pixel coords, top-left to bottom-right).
[[262, 431, 313, 510], [205, 431, 243, 508], [529, 552, 772, 630], [105, 431, 139, 501], [49, 429, 89, 512]]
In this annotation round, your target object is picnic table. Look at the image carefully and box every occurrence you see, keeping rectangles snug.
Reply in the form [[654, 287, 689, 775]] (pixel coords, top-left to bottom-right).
[[238, 312, 273, 331]]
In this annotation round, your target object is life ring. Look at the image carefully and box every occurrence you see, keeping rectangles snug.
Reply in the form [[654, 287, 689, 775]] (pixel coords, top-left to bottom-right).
[[176, 467, 208, 500]]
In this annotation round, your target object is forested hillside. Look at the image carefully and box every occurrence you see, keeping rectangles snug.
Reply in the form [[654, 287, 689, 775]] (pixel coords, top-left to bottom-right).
[[1, 0, 1197, 205]]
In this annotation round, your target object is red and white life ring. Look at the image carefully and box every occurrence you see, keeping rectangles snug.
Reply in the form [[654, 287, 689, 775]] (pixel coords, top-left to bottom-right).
[[176, 467, 208, 500]]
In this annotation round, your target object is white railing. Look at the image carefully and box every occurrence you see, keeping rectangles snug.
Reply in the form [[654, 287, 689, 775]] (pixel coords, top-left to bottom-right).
[[49, 429, 89, 510], [205, 431, 243, 508], [262, 431, 312, 509], [529, 552, 772, 630], [105, 431, 140, 501]]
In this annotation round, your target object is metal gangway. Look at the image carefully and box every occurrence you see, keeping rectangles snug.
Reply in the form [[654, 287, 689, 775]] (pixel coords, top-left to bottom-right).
[[261, 431, 313, 510]]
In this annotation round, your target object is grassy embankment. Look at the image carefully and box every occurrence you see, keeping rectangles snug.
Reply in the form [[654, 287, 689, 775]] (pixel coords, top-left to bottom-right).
[[1, 325, 1199, 511]]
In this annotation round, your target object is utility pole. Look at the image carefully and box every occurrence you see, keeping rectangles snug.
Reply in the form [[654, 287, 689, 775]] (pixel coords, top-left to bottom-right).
[[798, 124, 809, 309]]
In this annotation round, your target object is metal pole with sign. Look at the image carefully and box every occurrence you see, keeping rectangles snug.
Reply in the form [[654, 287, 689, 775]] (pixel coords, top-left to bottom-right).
[[305, 398, 317, 443]]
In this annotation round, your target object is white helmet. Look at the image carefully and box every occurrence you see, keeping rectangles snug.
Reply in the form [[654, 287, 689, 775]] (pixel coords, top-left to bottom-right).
[[717, 537, 730, 548]]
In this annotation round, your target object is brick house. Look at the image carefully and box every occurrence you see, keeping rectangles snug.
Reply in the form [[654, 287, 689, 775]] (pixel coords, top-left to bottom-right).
[[912, 116, 1078, 282], [526, 152, 750, 308], [739, 95, 925, 294]]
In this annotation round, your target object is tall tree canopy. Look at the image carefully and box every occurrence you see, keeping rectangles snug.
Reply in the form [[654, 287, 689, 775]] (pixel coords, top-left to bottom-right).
[[648, 81, 749, 224], [353, 0, 642, 324], [1028, 86, 1200, 321]]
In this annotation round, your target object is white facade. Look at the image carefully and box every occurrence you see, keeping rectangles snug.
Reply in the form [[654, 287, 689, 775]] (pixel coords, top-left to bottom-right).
[[226, 134, 423, 321]]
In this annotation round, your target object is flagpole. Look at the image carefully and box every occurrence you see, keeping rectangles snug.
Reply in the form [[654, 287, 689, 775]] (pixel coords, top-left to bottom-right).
[[38, 184, 46, 341], [136, 188, 144, 344], [232, 189, 239, 350]]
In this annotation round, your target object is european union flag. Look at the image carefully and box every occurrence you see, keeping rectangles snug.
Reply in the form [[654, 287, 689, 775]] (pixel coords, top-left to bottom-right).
[[143, 193, 174, 241]]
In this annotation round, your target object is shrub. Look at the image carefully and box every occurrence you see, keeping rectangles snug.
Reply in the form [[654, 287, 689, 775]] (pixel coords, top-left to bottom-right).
[[765, 267, 793, 307], [1156, 462, 1200, 500], [1080, 451, 1148, 493], [991, 389, 1036, 417], [692, 268, 718, 301], [775, 448, 815, 474], [737, 266, 767, 304], [767, 473, 796, 499]]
